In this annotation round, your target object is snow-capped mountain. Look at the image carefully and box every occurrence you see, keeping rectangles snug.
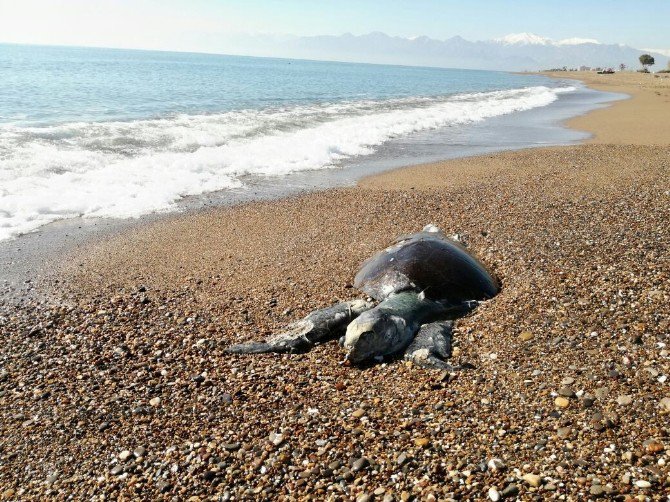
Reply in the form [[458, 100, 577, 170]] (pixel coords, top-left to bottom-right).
[[494, 32, 601, 47], [494, 33, 553, 45], [220, 32, 668, 71], [556, 37, 601, 46]]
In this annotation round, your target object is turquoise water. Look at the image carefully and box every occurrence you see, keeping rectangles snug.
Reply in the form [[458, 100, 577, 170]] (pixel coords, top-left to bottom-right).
[[1, 44, 555, 126], [0, 43, 577, 241]]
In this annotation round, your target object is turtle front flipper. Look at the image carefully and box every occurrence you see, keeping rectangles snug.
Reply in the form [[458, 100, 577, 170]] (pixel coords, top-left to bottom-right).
[[403, 321, 457, 370], [343, 291, 449, 363], [225, 299, 373, 355]]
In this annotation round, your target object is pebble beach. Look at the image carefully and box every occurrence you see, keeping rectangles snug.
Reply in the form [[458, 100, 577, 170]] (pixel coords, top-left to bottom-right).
[[1, 72, 669, 500]]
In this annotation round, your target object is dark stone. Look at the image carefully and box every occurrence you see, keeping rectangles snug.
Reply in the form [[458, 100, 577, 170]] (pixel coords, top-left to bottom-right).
[[558, 387, 575, 398], [351, 457, 369, 472], [501, 484, 519, 498], [582, 397, 595, 408]]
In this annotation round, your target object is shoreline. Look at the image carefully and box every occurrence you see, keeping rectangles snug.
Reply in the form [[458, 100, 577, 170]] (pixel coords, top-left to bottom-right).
[[542, 70, 670, 144], [2, 73, 669, 499], [0, 78, 618, 304]]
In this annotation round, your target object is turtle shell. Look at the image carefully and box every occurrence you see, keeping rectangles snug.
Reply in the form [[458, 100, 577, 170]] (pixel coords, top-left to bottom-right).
[[353, 229, 499, 303]]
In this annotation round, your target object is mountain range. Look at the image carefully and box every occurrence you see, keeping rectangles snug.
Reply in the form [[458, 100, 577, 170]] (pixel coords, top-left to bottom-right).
[[222, 32, 669, 71]]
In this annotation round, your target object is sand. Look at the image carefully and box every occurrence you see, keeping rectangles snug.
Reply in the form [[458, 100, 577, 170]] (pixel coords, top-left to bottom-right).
[[1, 73, 669, 500], [545, 70, 670, 145]]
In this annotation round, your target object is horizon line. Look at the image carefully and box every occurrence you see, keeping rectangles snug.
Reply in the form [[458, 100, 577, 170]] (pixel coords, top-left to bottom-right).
[[0, 40, 526, 73]]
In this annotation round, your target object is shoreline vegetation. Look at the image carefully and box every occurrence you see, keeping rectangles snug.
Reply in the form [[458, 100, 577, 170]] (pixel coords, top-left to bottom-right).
[[1, 72, 669, 499]]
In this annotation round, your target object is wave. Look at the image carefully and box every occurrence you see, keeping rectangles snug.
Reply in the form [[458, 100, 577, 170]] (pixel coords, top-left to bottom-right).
[[0, 85, 575, 241]]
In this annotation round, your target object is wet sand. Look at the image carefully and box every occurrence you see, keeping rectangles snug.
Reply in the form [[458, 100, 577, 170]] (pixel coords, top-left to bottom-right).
[[1, 73, 669, 499]]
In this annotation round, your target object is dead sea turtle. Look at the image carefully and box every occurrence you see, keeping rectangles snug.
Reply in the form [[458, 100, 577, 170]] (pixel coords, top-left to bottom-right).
[[226, 225, 499, 369]]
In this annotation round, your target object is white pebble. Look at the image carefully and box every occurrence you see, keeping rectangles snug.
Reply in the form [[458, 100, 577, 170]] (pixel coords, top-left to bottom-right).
[[487, 458, 505, 471]]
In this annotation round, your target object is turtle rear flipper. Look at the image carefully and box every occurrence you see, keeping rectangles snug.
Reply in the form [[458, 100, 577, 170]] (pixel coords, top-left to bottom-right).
[[225, 299, 373, 355], [404, 321, 457, 370]]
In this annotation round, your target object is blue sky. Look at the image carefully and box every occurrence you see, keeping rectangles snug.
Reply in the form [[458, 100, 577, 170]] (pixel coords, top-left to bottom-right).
[[0, 0, 668, 52]]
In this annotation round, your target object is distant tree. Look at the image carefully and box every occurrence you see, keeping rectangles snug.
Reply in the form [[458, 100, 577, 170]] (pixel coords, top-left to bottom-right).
[[619, 63, 626, 72], [639, 54, 655, 70]]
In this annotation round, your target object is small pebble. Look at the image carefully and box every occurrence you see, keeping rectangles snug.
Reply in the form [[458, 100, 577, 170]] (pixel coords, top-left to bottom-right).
[[501, 484, 519, 498], [487, 458, 506, 471], [616, 395, 633, 406], [582, 396, 595, 408], [556, 427, 572, 439], [643, 440, 664, 454], [522, 473, 542, 487], [352, 457, 369, 472], [351, 408, 365, 418], [595, 387, 609, 399], [558, 386, 575, 398], [414, 437, 430, 448], [555, 397, 569, 408], [519, 331, 534, 342], [589, 485, 604, 497], [269, 432, 284, 446]]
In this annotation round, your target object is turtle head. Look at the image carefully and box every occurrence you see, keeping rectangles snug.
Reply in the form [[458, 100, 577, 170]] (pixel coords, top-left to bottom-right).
[[343, 309, 407, 364]]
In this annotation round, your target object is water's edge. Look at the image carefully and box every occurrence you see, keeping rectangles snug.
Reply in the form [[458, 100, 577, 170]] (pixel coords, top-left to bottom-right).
[[0, 79, 625, 303]]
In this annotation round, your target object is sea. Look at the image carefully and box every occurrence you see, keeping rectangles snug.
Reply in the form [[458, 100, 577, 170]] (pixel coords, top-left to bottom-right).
[[0, 44, 618, 242]]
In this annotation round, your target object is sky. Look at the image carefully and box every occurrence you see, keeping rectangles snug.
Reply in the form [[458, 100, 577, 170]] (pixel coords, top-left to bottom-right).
[[0, 0, 668, 53]]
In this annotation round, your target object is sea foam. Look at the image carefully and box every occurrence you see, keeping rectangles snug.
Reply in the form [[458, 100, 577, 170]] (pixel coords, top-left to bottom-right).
[[0, 85, 574, 241]]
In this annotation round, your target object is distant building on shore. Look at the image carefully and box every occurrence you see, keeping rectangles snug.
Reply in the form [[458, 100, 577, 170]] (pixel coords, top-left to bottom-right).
[[579, 65, 591, 71]]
